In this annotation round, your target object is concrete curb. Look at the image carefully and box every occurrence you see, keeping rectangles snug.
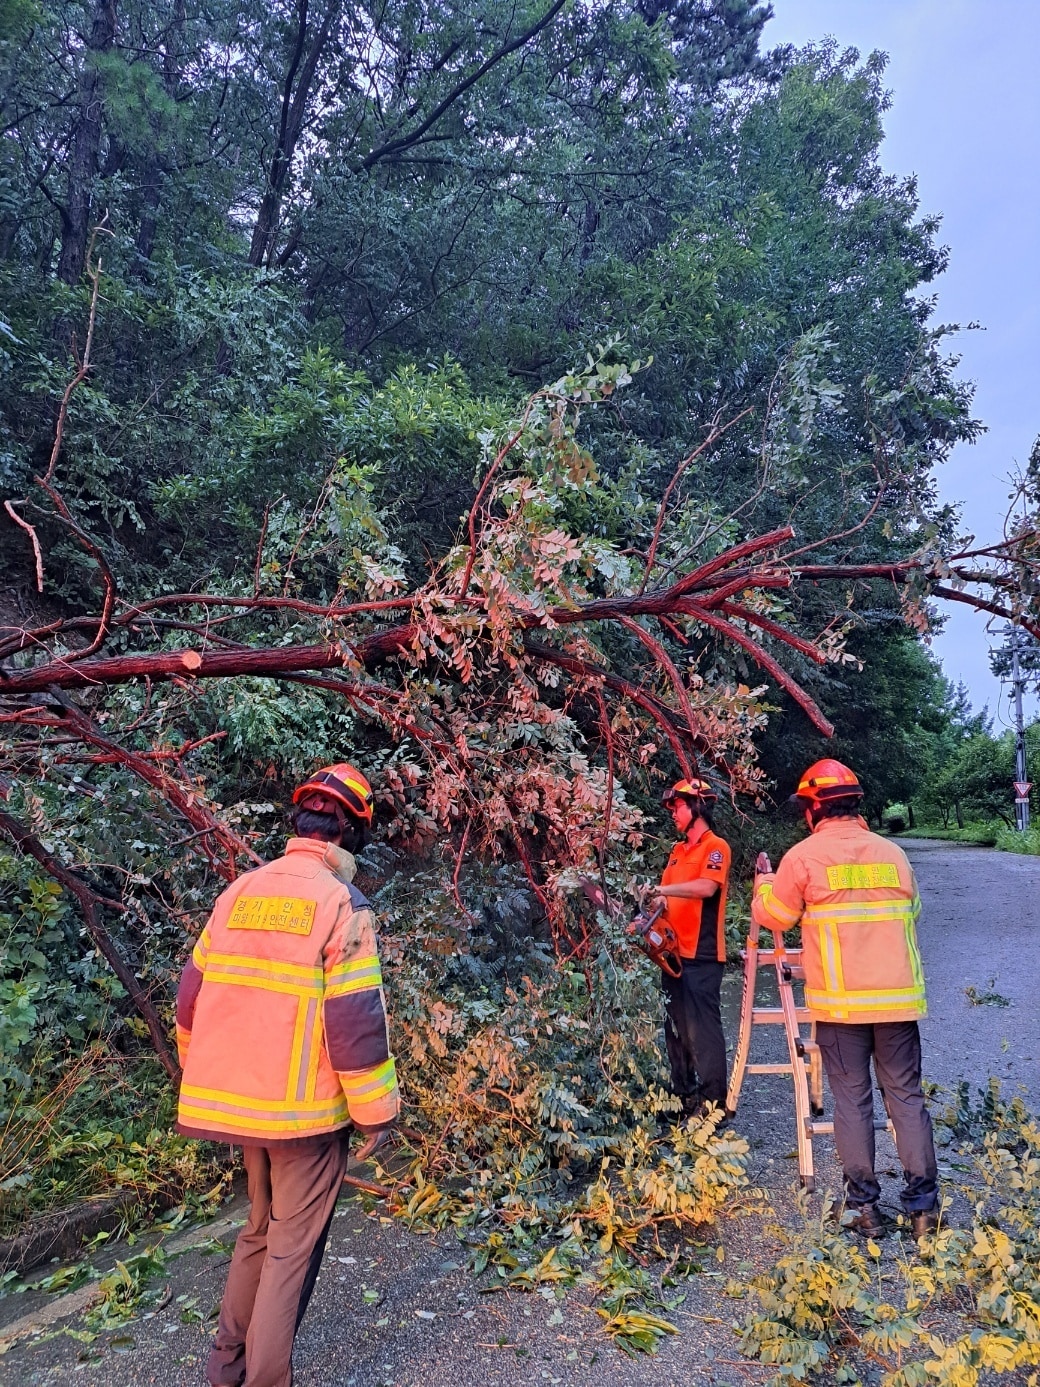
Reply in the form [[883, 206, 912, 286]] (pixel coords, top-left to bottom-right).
[[0, 1208, 247, 1353], [0, 1192, 142, 1279]]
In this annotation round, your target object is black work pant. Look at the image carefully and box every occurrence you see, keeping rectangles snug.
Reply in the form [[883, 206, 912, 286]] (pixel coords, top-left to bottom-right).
[[815, 1020, 938, 1214], [207, 1131, 349, 1387], [662, 959, 727, 1109]]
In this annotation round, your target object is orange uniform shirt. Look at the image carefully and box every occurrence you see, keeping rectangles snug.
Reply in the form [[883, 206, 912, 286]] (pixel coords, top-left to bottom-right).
[[660, 827, 731, 961]]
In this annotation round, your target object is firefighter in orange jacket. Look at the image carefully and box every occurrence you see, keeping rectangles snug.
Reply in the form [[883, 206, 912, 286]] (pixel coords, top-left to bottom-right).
[[649, 778, 732, 1118], [752, 759, 938, 1240], [176, 763, 400, 1387]]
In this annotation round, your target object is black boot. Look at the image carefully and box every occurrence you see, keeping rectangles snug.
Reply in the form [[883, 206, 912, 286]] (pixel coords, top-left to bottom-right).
[[680, 1091, 703, 1119]]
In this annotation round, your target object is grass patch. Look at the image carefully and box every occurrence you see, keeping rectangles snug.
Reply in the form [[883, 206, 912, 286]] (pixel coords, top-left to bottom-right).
[[994, 823, 1040, 855], [899, 820, 1040, 853], [899, 823, 1000, 845], [0, 1051, 231, 1241]]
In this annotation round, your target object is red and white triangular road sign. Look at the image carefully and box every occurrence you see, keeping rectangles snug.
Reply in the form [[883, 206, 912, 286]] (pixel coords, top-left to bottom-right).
[[1014, 781, 1032, 798]]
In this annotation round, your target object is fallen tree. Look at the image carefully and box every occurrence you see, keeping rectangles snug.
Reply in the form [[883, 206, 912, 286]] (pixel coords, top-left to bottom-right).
[[1, 281, 1038, 1057]]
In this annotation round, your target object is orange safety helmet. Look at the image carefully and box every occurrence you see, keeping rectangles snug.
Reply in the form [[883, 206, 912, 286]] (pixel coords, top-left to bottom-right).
[[790, 759, 863, 808], [663, 777, 718, 806], [292, 763, 375, 826]]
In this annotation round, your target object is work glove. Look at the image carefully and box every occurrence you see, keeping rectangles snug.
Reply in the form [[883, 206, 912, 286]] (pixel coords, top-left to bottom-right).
[[354, 1126, 394, 1162]]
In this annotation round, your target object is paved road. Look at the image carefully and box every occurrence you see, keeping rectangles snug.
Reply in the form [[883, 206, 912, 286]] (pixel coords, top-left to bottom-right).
[[2, 840, 1037, 1387], [907, 839, 1039, 1107]]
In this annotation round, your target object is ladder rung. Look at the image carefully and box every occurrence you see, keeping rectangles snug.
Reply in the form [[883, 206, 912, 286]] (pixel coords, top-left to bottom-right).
[[808, 1120, 894, 1136], [745, 957, 807, 980], [747, 1063, 796, 1075], [750, 1008, 814, 1023]]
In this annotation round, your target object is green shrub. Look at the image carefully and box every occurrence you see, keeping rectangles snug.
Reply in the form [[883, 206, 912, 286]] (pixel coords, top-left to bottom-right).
[[900, 823, 1000, 846]]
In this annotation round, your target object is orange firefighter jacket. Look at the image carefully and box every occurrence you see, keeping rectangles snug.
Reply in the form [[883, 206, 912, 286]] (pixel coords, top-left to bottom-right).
[[751, 817, 926, 1024], [176, 837, 400, 1141]]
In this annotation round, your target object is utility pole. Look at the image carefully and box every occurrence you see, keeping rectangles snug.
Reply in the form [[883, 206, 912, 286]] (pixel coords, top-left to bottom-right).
[[1010, 624, 1031, 832]]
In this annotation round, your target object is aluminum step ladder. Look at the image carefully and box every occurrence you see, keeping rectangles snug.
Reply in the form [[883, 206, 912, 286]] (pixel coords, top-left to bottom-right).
[[726, 910, 831, 1191]]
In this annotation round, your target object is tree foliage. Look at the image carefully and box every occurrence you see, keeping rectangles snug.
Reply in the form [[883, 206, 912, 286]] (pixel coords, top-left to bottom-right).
[[739, 1094, 1040, 1387]]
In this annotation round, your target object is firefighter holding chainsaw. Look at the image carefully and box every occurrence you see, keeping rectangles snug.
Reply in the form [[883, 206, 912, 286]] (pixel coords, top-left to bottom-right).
[[751, 759, 939, 1240], [646, 778, 732, 1118], [176, 763, 399, 1387]]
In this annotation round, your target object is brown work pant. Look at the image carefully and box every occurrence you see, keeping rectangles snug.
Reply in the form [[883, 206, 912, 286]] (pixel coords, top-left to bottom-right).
[[207, 1132, 349, 1387]]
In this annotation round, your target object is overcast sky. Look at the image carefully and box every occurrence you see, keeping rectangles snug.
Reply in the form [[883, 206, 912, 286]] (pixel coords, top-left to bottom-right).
[[763, 0, 1040, 728]]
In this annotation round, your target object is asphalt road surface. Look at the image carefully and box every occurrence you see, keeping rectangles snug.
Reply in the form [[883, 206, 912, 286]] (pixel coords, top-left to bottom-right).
[[2, 838, 1037, 1387]]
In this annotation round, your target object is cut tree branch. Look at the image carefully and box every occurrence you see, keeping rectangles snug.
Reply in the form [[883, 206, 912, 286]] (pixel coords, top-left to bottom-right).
[[675, 600, 835, 737]]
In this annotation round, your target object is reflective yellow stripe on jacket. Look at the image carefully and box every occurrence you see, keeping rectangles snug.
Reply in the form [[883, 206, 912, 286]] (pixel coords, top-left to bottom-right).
[[755, 880, 801, 928], [200, 952, 344, 1126], [325, 956, 383, 997], [801, 896, 925, 1018]]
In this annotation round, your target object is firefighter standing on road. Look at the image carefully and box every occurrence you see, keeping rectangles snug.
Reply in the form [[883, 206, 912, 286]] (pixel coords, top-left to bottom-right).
[[649, 778, 732, 1118], [176, 763, 400, 1387], [751, 759, 939, 1239]]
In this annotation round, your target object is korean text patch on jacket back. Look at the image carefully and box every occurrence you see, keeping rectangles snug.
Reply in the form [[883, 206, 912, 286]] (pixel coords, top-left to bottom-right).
[[226, 896, 317, 934]]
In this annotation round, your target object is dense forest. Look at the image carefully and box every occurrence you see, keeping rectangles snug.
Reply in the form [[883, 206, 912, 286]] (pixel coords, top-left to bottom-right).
[[1, 0, 1038, 1327]]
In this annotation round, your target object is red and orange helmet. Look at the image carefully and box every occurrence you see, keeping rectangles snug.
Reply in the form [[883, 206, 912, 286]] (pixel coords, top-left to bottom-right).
[[663, 777, 718, 807], [292, 764, 375, 825], [790, 759, 863, 808]]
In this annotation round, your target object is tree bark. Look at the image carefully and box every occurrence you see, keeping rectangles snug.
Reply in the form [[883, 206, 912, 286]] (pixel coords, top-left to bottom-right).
[[57, 0, 117, 285], [135, 0, 187, 265], [134, 157, 162, 264], [0, 638, 400, 695]]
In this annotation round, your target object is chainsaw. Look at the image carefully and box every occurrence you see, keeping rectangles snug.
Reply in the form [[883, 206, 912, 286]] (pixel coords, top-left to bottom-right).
[[625, 902, 683, 978], [578, 877, 683, 978]]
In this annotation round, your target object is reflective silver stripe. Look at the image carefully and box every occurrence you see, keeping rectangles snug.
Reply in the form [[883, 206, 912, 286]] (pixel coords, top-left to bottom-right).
[[806, 987, 926, 1007], [757, 882, 801, 926], [339, 1058, 397, 1098], [181, 1089, 348, 1121], [295, 997, 319, 1102], [819, 921, 843, 995], [804, 900, 915, 923]]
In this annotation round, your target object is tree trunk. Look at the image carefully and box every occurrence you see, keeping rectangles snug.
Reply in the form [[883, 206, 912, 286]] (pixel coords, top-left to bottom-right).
[[247, 0, 340, 268], [134, 158, 162, 264], [135, 0, 186, 266], [57, 0, 117, 285], [907, 802, 915, 829], [954, 798, 964, 830]]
